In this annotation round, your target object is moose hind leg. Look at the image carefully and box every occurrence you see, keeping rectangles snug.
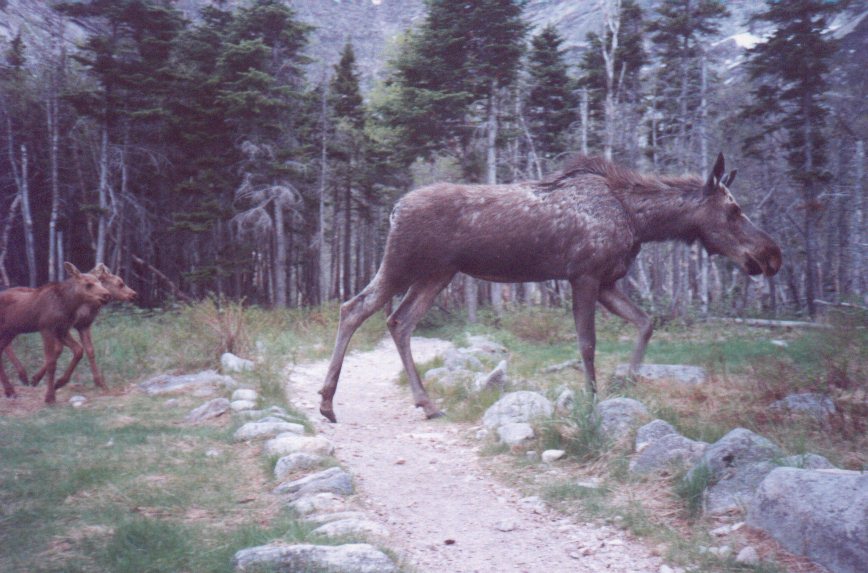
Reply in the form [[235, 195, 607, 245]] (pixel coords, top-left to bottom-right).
[[54, 332, 85, 390], [571, 277, 600, 395], [319, 272, 397, 422], [387, 272, 454, 419], [0, 335, 17, 398], [4, 347, 29, 385], [598, 286, 653, 375]]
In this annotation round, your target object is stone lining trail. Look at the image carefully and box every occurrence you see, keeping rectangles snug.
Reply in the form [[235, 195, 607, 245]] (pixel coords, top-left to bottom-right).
[[288, 337, 663, 573]]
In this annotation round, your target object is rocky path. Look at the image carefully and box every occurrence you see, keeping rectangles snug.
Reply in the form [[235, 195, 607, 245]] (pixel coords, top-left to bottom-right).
[[288, 337, 663, 573]]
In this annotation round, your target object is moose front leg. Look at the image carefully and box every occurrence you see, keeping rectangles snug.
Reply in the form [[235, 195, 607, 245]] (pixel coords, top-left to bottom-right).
[[570, 277, 600, 394], [598, 286, 653, 375]]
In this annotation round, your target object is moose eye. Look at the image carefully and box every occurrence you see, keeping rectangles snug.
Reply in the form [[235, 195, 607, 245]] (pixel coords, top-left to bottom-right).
[[727, 204, 741, 221]]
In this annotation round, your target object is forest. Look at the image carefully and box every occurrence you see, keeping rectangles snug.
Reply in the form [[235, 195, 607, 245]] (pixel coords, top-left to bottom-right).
[[0, 0, 864, 319]]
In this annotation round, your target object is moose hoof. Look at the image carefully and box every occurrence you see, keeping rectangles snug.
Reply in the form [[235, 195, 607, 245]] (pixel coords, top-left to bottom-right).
[[320, 406, 337, 423], [426, 410, 445, 420]]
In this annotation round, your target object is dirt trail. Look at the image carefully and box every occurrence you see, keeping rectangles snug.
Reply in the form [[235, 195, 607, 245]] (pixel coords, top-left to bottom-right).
[[288, 337, 662, 573]]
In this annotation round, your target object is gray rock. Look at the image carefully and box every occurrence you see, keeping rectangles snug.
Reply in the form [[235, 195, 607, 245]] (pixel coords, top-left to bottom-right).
[[629, 433, 707, 475], [595, 397, 650, 441], [482, 391, 553, 429], [423, 367, 473, 388], [312, 518, 390, 540], [275, 453, 324, 480], [779, 453, 835, 469], [230, 399, 257, 412], [234, 421, 304, 441], [615, 363, 707, 385], [231, 388, 258, 402], [265, 434, 335, 457], [687, 428, 783, 515], [496, 422, 535, 445], [233, 543, 398, 573], [443, 348, 484, 371], [465, 335, 508, 358], [221, 352, 254, 373], [635, 419, 678, 452], [542, 449, 566, 463], [305, 511, 370, 526], [69, 395, 87, 408], [274, 466, 353, 499], [183, 398, 231, 423], [554, 388, 575, 415], [473, 360, 508, 392], [689, 428, 782, 481], [748, 468, 868, 573], [543, 359, 582, 374], [288, 493, 347, 515], [769, 392, 836, 422], [735, 546, 760, 566], [138, 370, 237, 396]]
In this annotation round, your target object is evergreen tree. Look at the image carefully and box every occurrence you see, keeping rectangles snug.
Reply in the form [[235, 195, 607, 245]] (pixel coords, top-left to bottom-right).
[[647, 0, 727, 168], [577, 0, 645, 159], [742, 0, 844, 317], [525, 25, 577, 166]]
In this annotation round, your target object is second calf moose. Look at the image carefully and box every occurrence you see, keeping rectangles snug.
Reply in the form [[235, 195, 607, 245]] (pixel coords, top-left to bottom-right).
[[0, 263, 111, 403]]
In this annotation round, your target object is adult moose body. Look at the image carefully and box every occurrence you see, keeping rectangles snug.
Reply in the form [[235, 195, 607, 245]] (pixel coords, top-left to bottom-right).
[[0, 263, 111, 403], [4, 263, 137, 391], [319, 154, 782, 422]]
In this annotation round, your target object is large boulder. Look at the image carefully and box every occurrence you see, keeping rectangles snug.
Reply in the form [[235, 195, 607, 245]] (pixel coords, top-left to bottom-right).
[[748, 468, 868, 573], [594, 397, 649, 441], [442, 348, 484, 372], [687, 428, 783, 515], [482, 391, 553, 429], [221, 352, 254, 373], [472, 360, 509, 392], [312, 518, 390, 540], [138, 370, 237, 396], [234, 543, 398, 573]]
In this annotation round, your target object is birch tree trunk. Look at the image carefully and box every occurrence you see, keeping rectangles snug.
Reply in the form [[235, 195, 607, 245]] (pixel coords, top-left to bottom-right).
[[487, 83, 504, 315], [95, 125, 110, 265], [600, 0, 621, 162], [274, 198, 287, 307]]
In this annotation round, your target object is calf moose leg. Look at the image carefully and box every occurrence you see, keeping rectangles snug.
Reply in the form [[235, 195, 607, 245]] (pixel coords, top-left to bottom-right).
[[598, 286, 653, 375], [4, 347, 30, 385], [78, 327, 107, 389], [54, 331, 85, 390], [319, 272, 398, 422], [0, 335, 17, 398], [387, 272, 455, 418], [40, 332, 64, 404], [570, 277, 600, 395]]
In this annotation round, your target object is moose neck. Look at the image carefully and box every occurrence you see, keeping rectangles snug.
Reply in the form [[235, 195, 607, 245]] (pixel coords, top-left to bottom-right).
[[615, 176, 705, 245]]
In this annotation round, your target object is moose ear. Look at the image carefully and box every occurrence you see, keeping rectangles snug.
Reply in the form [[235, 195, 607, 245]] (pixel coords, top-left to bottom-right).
[[63, 262, 81, 278], [91, 263, 110, 276], [722, 169, 738, 188], [704, 152, 726, 195]]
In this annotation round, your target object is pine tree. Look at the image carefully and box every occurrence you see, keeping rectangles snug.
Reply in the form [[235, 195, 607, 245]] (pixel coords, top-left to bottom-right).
[[525, 25, 577, 167], [577, 0, 646, 160], [742, 0, 844, 317]]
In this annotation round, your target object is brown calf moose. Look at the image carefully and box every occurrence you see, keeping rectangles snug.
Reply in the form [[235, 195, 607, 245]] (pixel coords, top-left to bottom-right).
[[0, 262, 111, 403], [4, 263, 137, 391]]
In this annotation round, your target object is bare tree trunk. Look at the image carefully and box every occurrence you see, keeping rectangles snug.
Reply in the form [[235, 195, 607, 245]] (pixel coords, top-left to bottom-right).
[[580, 88, 589, 156], [95, 125, 109, 265], [0, 195, 21, 286], [318, 79, 329, 306], [600, 0, 621, 162], [274, 199, 287, 307], [19, 145, 36, 287], [47, 81, 61, 282], [343, 180, 352, 301], [487, 83, 504, 315], [698, 53, 709, 315], [854, 140, 865, 301]]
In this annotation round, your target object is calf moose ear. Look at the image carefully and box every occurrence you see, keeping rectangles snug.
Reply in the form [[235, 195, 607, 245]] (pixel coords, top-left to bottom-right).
[[63, 261, 81, 278], [704, 152, 726, 195], [722, 169, 738, 188], [92, 262, 110, 276]]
